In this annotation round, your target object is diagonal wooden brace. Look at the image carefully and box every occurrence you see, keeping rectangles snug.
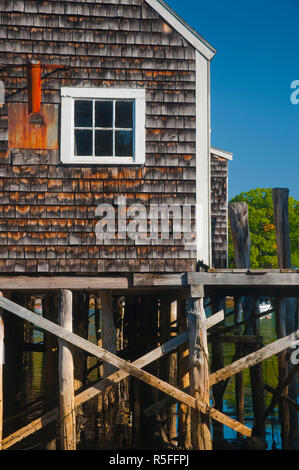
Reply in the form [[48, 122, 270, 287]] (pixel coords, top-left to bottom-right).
[[209, 329, 299, 385]]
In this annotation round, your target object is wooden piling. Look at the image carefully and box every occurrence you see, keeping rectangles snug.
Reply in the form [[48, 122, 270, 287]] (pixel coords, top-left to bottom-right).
[[234, 297, 244, 438], [245, 298, 266, 438], [139, 295, 159, 449], [4, 293, 24, 436], [159, 295, 172, 446], [73, 293, 89, 392], [42, 293, 58, 450], [124, 296, 140, 449], [169, 300, 178, 446], [58, 289, 76, 450], [187, 287, 212, 450], [177, 298, 191, 450], [101, 291, 117, 377], [23, 296, 34, 387], [211, 296, 226, 447], [229, 202, 266, 440], [73, 292, 89, 445], [94, 295, 103, 381], [228, 203, 248, 436], [101, 290, 118, 449], [228, 203, 251, 268], [272, 188, 299, 449], [82, 294, 102, 445]]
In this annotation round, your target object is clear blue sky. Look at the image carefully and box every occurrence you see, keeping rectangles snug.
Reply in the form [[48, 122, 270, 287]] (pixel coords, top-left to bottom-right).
[[167, 0, 299, 201]]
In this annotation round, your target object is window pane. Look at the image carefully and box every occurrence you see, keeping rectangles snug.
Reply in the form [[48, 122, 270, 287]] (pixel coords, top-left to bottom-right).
[[115, 130, 133, 157], [74, 129, 93, 156], [74, 101, 92, 127], [115, 101, 133, 128], [95, 130, 113, 156], [95, 101, 113, 128]]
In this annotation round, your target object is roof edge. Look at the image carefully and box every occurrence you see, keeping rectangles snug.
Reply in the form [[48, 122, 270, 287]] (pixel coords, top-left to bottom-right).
[[211, 146, 233, 161], [144, 0, 216, 60]]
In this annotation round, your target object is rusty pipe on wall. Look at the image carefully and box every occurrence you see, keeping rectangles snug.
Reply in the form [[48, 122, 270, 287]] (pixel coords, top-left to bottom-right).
[[27, 60, 41, 114]]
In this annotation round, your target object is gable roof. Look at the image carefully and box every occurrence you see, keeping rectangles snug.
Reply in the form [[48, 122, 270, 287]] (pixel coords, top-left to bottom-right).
[[145, 0, 216, 60]]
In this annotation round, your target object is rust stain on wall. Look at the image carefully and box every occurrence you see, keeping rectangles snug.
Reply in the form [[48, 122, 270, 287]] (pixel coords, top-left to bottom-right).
[[8, 103, 58, 150]]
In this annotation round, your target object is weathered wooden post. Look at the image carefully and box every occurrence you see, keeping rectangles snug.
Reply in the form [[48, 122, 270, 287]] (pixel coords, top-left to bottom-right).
[[211, 296, 226, 447], [73, 292, 89, 392], [159, 295, 172, 446], [169, 300, 178, 445], [139, 295, 159, 449], [42, 293, 58, 450], [101, 290, 118, 449], [58, 289, 76, 450], [73, 292, 89, 445], [101, 291, 117, 377], [234, 297, 244, 439], [228, 203, 249, 432], [229, 202, 266, 440], [125, 296, 141, 449], [177, 298, 191, 449], [228, 203, 251, 268], [187, 286, 212, 450], [272, 188, 299, 449], [4, 293, 25, 436], [245, 298, 266, 438]]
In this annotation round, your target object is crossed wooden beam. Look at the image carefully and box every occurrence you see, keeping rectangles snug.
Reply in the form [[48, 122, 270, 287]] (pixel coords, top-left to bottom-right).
[[0, 295, 298, 449]]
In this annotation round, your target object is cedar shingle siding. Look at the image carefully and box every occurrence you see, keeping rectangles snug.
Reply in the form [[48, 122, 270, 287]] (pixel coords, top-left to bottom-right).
[[211, 154, 228, 269], [0, 0, 226, 273]]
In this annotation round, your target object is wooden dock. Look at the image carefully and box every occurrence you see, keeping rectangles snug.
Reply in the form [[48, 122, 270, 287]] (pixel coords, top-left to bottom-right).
[[0, 268, 297, 450]]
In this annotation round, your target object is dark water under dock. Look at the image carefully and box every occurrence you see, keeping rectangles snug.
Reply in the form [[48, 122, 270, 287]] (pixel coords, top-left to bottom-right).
[[221, 314, 286, 450]]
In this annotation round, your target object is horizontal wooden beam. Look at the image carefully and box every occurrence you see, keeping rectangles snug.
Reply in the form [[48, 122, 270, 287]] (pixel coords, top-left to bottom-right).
[[0, 276, 128, 291], [0, 271, 297, 292], [188, 272, 299, 287], [208, 269, 298, 274], [209, 329, 299, 385], [133, 273, 184, 287]]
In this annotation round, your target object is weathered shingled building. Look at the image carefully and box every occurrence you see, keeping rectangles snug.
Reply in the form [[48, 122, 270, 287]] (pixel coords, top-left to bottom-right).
[[0, 0, 232, 274]]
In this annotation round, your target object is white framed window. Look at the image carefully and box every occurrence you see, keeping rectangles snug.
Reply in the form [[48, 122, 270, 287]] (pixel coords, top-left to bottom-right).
[[60, 87, 146, 165]]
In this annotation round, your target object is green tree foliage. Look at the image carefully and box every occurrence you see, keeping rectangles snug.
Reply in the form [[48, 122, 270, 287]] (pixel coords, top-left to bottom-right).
[[228, 188, 299, 269]]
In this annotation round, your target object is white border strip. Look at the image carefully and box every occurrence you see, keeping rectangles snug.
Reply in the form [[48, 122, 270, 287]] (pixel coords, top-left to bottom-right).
[[196, 51, 211, 266], [61, 88, 146, 100]]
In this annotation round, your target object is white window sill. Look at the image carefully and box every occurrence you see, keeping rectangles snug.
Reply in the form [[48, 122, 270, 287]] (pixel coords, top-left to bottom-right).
[[60, 156, 141, 165]]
